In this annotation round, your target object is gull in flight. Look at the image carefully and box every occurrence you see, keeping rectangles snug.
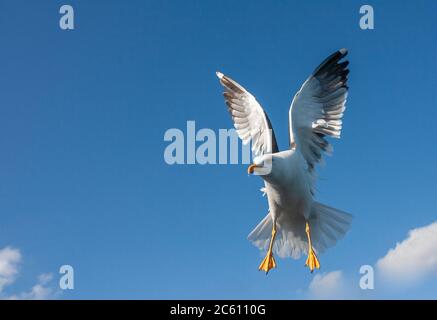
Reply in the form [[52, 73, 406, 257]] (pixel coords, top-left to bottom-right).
[[216, 49, 352, 273]]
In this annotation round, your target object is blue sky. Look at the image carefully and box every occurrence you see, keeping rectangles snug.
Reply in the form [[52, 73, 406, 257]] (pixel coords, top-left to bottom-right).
[[1, 0, 437, 299]]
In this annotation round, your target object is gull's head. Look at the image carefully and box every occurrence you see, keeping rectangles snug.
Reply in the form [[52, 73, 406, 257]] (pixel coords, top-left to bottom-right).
[[248, 155, 273, 176]]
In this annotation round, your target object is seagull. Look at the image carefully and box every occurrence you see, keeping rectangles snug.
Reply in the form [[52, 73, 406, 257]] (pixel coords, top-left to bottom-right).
[[216, 49, 352, 273]]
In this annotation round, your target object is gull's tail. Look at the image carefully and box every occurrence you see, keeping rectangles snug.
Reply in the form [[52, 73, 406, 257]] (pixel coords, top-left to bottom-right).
[[308, 202, 352, 254], [248, 203, 352, 259]]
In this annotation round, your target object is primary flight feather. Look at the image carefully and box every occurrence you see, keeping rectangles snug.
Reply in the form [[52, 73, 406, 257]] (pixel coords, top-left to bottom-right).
[[216, 49, 352, 273]]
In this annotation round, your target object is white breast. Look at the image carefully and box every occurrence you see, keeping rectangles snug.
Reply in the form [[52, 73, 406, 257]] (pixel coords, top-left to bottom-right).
[[264, 150, 314, 221]]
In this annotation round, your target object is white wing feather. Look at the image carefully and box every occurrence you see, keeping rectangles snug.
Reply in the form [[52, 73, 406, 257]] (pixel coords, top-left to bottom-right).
[[216, 72, 278, 157], [289, 49, 349, 176]]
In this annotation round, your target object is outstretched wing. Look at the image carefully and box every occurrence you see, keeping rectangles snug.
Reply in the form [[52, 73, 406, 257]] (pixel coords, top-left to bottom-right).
[[289, 49, 349, 173], [217, 72, 278, 157]]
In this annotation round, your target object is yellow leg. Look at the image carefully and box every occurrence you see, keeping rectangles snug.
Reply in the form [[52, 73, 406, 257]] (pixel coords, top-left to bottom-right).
[[258, 224, 277, 274], [305, 222, 320, 273]]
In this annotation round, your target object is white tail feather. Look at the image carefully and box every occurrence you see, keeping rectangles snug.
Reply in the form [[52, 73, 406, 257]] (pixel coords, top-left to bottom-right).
[[309, 202, 352, 254], [248, 203, 352, 259]]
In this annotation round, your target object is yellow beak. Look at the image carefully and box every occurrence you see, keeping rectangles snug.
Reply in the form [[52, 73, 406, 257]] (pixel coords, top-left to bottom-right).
[[248, 164, 258, 174]]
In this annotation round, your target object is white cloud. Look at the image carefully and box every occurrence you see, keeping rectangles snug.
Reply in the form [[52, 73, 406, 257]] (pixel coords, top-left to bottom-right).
[[38, 273, 54, 285], [8, 273, 57, 300], [0, 247, 58, 300], [376, 221, 437, 286], [306, 221, 437, 299], [307, 270, 347, 299], [19, 284, 53, 300], [0, 247, 21, 293]]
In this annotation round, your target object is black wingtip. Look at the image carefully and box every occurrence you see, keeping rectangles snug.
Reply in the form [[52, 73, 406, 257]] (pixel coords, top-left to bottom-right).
[[313, 48, 349, 77], [339, 48, 348, 56]]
